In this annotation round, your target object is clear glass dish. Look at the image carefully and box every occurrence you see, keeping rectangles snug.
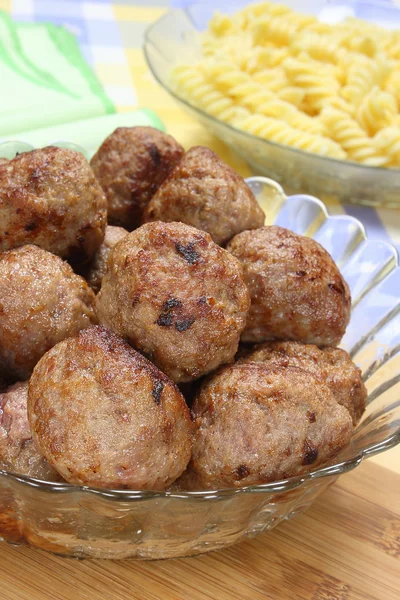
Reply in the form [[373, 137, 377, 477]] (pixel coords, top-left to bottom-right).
[[143, 0, 400, 207], [0, 142, 399, 559]]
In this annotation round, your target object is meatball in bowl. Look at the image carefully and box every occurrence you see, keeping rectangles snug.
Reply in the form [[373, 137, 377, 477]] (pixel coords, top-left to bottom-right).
[[239, 341, 367, 425], [143, 146, 265, 245], [227, 225, 351, 346], [0, 146, 107, 263], [90, 127, 184, 229], [0, 244, 96, 380], [179, 362, 354, 490], [0, 381, 62, 482], [28, 326, 193, 490], [96, 221, 250, 382], [83, 224, 129, 292]]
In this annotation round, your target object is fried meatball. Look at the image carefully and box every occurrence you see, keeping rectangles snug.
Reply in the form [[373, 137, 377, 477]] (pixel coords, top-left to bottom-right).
[[0, 381, 62, 481], [227, 226, 351, 346], [28, 326, 193, 490], [181, 363, 353, 490], [240, 341, 366, 425], [0, 147, 107, 263], [84, 225, 128, 292], [96, 222, 250, 382], [143, 146, 265, 246], [90, 127, 184, 229], [0, 244, 96, 380]]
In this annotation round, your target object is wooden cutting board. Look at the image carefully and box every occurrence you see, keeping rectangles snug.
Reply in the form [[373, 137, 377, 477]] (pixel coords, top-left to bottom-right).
[[0, 461, 398, 600]]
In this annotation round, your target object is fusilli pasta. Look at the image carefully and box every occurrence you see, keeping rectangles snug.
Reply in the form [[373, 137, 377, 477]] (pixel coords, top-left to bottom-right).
[[320, 108, 388, 166], [358, 87, 398, 136], [170, 1, 400, 168]]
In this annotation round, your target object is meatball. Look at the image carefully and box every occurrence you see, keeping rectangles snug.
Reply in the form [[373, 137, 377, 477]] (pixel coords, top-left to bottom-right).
[[0, 146, 107, 263], [96, 222, 250, 382], [0, 381, 62, 481], [84, 225, 128, 292], [227, 226, 351, 346], [181, 363, 353, 490], [240, 342, 368, 425], [28, 326, 193, 490], [90, 127, 184, 229], [0, 244, 96, 380], [143, 146, 265, 246], [240, 341, 366, 425]]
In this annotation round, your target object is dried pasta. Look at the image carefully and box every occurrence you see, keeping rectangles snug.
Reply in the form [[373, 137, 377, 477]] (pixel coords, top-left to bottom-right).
[[171, 1, 400, 168]]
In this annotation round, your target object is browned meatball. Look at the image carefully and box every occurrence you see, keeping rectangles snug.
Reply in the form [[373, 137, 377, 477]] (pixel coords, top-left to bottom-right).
[[90, 127, 184, 229], [143, 146, 265, 246], [28, 326, 193, 490], [181, 363, 353, 490], [84, 225, 128, 292], [227, 226, 351, 346], [240, 341, 366, 425], [96, 222, 250, 382], [0, 245, 96, 380], [0, 147, 107, 263], [0, 381, 62, 481]]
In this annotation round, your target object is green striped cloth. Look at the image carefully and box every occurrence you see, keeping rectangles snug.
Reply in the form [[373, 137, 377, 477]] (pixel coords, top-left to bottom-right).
[[0, 11, 114, 136]]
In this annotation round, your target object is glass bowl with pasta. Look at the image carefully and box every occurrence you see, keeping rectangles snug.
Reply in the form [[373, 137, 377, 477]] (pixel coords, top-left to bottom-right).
[[144, 0, 400, 207]]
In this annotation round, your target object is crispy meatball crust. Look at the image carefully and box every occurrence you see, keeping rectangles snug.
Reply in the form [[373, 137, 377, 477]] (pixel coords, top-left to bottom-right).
[[143, 146, 265, 246], [227, 226, 351, 346], [84, 225, 128, 292], [0, 147, 107, 263], [181, 363, 353, 490], [0, 244, 96, 380], [28, 326, 193, 490], [240, 341, 366, 425], [0, 381, 62, 481], [90, 127, 184, 229], [96, 222, 250, 382]]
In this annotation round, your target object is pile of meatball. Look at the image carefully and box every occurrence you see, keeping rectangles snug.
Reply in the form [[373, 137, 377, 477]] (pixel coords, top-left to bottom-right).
[[0, 127, 366, 491]]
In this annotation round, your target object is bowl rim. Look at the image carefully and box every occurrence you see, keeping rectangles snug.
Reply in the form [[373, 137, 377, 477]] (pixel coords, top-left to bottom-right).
[[143, 7, 400, 175], [1, 178, 399, 501]]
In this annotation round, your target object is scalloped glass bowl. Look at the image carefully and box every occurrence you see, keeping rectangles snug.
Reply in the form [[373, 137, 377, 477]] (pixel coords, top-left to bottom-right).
[[0, 150, 399, 558], [143, 0, 400, 207]]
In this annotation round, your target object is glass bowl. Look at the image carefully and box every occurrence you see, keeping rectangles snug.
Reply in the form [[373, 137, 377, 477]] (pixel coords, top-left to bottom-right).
[[143, 0, 400, 207], [0, 154, 399, 559]]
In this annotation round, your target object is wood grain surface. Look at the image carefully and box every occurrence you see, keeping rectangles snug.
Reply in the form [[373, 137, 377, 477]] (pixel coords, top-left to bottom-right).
[[0, 461, 398, 600]]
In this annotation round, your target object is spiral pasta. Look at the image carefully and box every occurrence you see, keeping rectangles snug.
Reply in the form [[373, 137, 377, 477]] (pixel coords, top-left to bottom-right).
[[233, 113, 346, 159], [320, 108, 388, 166], [374, 126, 400, 167], [172, 65, 241, 124], [358, 87, 398, 136], [341, 55, 389, 105], [170, 1, 400, 168]]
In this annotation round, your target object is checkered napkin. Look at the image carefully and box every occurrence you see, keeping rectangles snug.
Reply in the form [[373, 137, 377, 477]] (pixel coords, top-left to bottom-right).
[[6, 0, 171, 111]]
